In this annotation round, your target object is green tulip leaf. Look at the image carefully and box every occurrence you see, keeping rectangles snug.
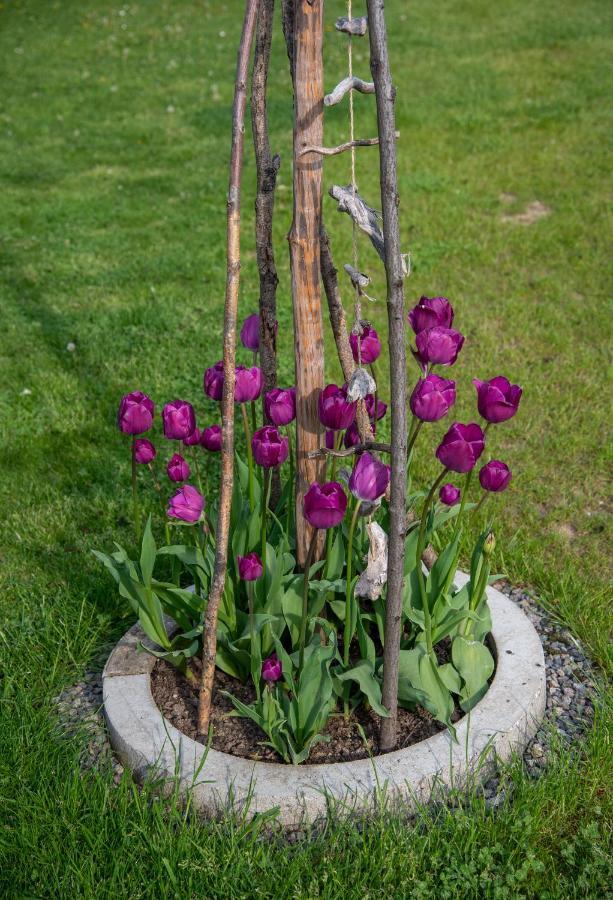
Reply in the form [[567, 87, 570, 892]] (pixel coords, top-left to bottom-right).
[[452, 635, 495, 712]]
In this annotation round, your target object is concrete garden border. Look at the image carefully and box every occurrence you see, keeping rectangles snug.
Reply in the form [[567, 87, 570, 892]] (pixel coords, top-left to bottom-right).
[[102, 573, 546, 826]]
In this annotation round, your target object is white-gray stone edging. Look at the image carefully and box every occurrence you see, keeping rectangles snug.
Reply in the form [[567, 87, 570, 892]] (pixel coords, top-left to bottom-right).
[[102, 572, 546, 826]]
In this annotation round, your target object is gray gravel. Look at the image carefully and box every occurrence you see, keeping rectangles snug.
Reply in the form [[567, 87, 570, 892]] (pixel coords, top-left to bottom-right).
[[54, 582, 596, 800]]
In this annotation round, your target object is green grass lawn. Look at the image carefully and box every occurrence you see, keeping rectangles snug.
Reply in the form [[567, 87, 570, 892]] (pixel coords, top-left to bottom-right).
[[0, 0, 611, 895]]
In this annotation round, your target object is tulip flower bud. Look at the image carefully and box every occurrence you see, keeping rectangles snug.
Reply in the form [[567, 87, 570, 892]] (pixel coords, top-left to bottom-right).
[[117, 391, 154, 435], [365, 393, 387, 422], [262, 653, 282, 683], [318, 384, 357, 431], [163, 400, 196, 441], [348, 451, 390, 502], [408, 296, 454, 334], [473, 376, 522, 424], [252, 425, 289, 468], [410, 374, 456, 422], [239, 313, 260, 352], [415, 327, 464, 368], [349, 324, 382, 365], [204, 361, 225, 401], [166, 453, 190, 483], [435, 422, 485, 473], [237, 552, 263, 581], [264, 387, 296, 426], [133, 438, 156, 465], [439, 483, 460, 506], [303, 481, 347, 529], [234, 365, 263, 403], [483, 532, 496, 556], [182, 427, 201, 447], [479, 459, 512, 492], [201, 424, 222, 452], [167, 484, 204, 524]]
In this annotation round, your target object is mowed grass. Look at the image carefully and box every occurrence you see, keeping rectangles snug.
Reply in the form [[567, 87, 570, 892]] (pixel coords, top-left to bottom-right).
[[0, 0, 611, 896]]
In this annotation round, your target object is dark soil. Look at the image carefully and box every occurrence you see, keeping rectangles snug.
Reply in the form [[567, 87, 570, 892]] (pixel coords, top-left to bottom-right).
[[151, 659, 461, 764]]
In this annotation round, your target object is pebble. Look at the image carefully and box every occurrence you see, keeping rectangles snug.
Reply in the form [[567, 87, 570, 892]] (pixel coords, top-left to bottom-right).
[[54, 581, 596, 807]]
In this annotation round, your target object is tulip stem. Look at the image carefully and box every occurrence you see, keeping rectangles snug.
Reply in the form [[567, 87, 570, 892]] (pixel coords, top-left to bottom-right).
[[369, 362, 379, 420], [415, 469, 447, 655], [343, 498, 362, 718], [250, 400, 257, 435], [131, 437, 141, 543], [286, 426, 294, 535], [299, 529, 319, 673], [240, 403, 256, 512], [147, 463, 171, 545], [261, 468, 271, 574], [191, 448, 203, 494], [247, 581, 261, 701]]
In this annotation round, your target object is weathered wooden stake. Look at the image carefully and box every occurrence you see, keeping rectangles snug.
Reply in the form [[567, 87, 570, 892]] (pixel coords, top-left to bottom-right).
[[367, 0, 408, 752], [287, 0, 326, 565], [198, 0, 259, 737]]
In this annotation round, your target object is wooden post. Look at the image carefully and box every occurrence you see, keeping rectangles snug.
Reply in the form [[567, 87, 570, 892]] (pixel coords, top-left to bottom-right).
[[198, 0, 259, 737], [287, 0, 326, 565], [367, 0, 408, 752]]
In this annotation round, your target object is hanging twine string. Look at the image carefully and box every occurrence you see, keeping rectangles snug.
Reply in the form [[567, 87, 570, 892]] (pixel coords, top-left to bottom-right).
[[347, 0, 362, 367]]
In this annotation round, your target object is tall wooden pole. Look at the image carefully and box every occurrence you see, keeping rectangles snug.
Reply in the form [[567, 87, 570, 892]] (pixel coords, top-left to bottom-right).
[[198, 0, 259, 736], [287, 0, 327, 566], [367, 0, 408, 752]]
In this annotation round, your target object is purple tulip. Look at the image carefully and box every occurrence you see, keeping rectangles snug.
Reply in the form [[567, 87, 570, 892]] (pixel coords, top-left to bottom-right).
[[408, 296, 454, 334], [440, 483, 460, 506], [166, 453, 190, 483], [163, 400, 196, 441], [240, 313, 260, 352], [303, 481, 347, 529], [182, 427, 201, 447], [436, 422, 485, 473], [201, 424, 222, 452], [252, 425, 289, 468], [416, 327, 464, 368], [133, 438, 156, 465], [262, 653, 282, 683], [167, 484, 204, 524], [235, 366, 263, 404], [204, 361, 225, 401], [318, 384, 356, 431], [473, 376, 522, 424], [365, 394, 387, 422], [264, 387, 296, 426], [348, 451, 390, 502], [237, 551, 264, 581], [349, 324, 381, 365], [479, 460, 512, 493], [410, 374, 456, 422], [344, 420, 377, 449], [117, 391, 154, 435]]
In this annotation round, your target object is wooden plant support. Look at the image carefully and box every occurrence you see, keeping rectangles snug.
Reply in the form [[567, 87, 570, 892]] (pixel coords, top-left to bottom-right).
[[367, 0, 408, 752], [197, 0, 259, 737]]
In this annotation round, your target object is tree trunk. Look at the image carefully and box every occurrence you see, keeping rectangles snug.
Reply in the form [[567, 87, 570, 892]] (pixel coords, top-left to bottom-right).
[[198, 0, 259, 737], [367, 0, 408, 753], [287, 0, 326, 565]]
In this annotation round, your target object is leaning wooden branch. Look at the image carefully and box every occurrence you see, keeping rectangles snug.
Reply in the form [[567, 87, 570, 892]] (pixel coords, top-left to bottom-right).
[[324, 76, 375, 107], [307, 441, 391, 459], [329, 184, 385, 262], [335, 15, 368, 36], [320, 226, 374, 444], [198, 0, 258, 737], [367, 0, 408, 753], [252, 0, 279, 410]]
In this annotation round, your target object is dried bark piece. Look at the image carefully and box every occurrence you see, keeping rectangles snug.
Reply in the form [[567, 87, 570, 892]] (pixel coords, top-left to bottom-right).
[[356, 522, 388, 600], [346, 366, 376, 402], [329, 184, 385, 262], [324, 76, 375, 107], [335, 15, 368, 36]]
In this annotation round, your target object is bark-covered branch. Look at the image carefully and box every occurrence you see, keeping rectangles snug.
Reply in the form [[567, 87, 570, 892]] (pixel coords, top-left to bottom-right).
[[299, 136, 381, 157], [324, 75, 375, 107], [307, 441, 391, 459], [335, 15, 368, 36], [198, 0, 259, 737], [320, 226, 374, 444], [252, 0, 279, 409], [367, 0, 409, 753]]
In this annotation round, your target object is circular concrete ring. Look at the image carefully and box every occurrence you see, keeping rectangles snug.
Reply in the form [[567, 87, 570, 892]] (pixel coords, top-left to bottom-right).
[[103, 573, 546, 826]]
